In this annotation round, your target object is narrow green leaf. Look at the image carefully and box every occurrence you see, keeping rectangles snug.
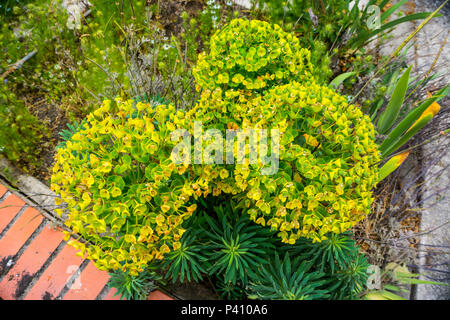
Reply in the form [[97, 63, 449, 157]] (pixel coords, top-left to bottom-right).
[[381, 0, 408, 22], [386, 69, 401, 96], [381, 290, 407, 300], [356, 12, 439, 48], [379, 86, 448, 155], [377, 66, 412, 134], [329, 72, 358, 89], [398, 277, 450, 286], [378, 151, 409, 181], [383, 284, 402, 292], [370, 99, 385, 121], [379, 0, 393, 10], [382, 114, 433, 158]]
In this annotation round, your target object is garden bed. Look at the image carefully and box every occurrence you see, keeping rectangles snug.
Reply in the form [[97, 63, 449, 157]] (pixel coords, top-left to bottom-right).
[[1, 0, 449, 300]]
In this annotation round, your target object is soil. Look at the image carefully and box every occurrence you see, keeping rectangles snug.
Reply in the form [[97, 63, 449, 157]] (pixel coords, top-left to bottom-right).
[[149, 0, 205, 37], [164, 279, 219, 300], [24, 96, 70, 184]]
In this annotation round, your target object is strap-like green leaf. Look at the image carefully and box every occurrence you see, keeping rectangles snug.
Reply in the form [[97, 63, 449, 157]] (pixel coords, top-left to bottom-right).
[[382, 113, 433, 158], [399, 278, 450, 286], [381, 0, 408, 22], [378, 151, 409, 181], [379, 86, 448, 156], [355, 12, 438, 48], [329, 72, 358, 89], [377, 66, 412, 134], [380, 290, 407, 300], [378, 0, 392, 11]]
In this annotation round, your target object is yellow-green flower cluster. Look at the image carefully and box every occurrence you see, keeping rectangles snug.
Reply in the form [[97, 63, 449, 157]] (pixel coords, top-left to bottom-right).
[[193, 18, 314, 96], [51, 19, 380, 274], [183, 80, 380, 243], [51, 99, 199, 275]]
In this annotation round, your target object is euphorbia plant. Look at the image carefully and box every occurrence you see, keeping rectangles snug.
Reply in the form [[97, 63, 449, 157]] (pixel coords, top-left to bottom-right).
[[193, 19, 315, 95], [51, 19, 380, 275]]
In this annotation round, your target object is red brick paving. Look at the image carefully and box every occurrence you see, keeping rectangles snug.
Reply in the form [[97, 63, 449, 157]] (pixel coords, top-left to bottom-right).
[[0, 184, 7, 197], [0, 223, 64, 299], [0, 194, 26, 233], [63, 261, 110, 300], [147, 290, 174, 300], [23, 243, 84, 300], [0, 207, 43, 257], [0, 185, 173, 300]]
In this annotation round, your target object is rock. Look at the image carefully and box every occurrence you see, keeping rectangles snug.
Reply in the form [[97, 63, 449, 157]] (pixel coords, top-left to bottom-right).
[[233, 0, 252, 9], [372, 0, 450, 300], [416, 131, 450, 300]]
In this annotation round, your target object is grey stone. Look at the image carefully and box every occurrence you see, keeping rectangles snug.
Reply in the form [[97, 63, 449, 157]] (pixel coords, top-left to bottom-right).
[[233, 0, 252, 9], [367, 0, 450, 299], [380, 0, 449, 300], [416, 135, 450, 300], [379, 0, 450, 88]]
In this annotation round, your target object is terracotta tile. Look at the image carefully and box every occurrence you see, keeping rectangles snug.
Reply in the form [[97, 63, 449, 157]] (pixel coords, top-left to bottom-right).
[[147, 290, 173, 300], [0, 185, 7, 197], [23, 244, 83, 300], [0, 194, 26, 234], [0, 224, 64, 300], [63, 262, 110, 300], [0, 207, 43, 257]]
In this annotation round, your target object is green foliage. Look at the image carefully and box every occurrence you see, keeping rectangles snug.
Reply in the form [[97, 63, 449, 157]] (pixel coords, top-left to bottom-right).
[[329, 72, 358, 90], [255, 0, 437, 84], [193, 18, 314, 94], [365, 263, 450, 300], [309, 40, 333, 84], [51, 19, 380, 277], [161, 228, 208, 284], [328, 251, 370, 300], [284, 232, 370, 299], [377, 66, 412, 135], [167, 203, 371, 300], [256, 0, 436, 51], [0, 0, 238, 172], [202, 203, 275, 285], [0, 0, 32, 17], [363, 59, 449, 160], [0, 1, 81, 105], [214, 277, 247, 300], [255, 0, 355, 45], [56, 119, 87, 150], [180, 0, 237, 63], [253, 0, 366, 83], [378, 85, 449, 158], [292, 232, 359, 273], [108, 267, 162, 300], [247, 253, 329, 300], [0, 84, 46, 164]]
